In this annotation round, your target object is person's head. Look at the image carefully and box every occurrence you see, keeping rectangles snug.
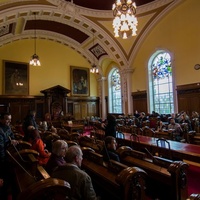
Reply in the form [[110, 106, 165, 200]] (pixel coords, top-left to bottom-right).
[[65, 145, 83, 167], [105, 136, 117, 151], [159, 121, 163, 126], [170, 118, 175, 125], [107, 114, 116, 123], [0, 112, 12, 126], [45, 113, 51, 121], [27, 110, 36, 117], [171, 113, 176, 119], [52, 140, 68, 157]]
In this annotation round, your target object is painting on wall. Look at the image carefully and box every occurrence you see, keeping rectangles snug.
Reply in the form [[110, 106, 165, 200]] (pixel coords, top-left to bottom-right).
[[3, 60, 29, 95], [70, 66, 90, 96]]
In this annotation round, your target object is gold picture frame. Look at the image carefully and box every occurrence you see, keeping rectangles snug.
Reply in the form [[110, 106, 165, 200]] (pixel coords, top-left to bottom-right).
[[3, 60, 29, 95], [70, 66, 90, 96]]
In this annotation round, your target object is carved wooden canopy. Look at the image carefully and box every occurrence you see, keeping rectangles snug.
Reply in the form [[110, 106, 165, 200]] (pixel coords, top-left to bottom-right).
[[40, 85, 71, 96]]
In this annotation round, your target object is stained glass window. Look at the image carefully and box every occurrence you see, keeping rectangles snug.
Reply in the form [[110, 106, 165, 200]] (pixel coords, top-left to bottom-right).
[[109, 69, 122, 113], [150, 52, 174, 114]]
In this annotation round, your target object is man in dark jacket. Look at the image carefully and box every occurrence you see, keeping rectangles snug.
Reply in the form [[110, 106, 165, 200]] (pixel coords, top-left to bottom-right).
[[0, 112, 18, 199], [52, 145, 98, 200], [102, 136, 120, 162]]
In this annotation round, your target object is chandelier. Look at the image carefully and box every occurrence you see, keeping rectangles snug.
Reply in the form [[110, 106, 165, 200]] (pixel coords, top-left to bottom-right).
[[90, 29, 99, 74], [30, 12, 41, 66], [112, 0, 138, 39], [90, 64, 99, 73]]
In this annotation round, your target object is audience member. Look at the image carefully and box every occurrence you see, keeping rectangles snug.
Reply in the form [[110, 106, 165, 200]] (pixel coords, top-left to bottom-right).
[[179, 113, 192, 132], [0, 112, 18, 162], [102, 136, 120, 162], [52, 145, 98, 200], [45, 139, 68, 175], [138, 112, 147, 127], [191, 111, 200, 132], [168, 118, 183, 141], [23, 110, 38, 141], [156, 120, 166, 132], [29, 129, 51, 166], [168, 113, 179, 124], [0, 112, 18, 199], [134, 110, 140, 118], [102, 114, 117, 138], [44, 112, 53, 129]]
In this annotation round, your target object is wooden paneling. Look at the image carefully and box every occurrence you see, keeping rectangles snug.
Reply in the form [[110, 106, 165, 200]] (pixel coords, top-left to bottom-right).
[[0, 96, 42, 124], [68, 96, 99, 120], [132, 91, 147, 114], [74, 103, 81, 119], [0, 103, 9, 113], [177, 83, 200, 115], [87, 102, 97, 117], [131, 83, 200, 115]]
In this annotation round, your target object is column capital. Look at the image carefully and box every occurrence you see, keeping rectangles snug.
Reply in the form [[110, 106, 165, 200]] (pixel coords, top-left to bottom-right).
[[121, 68, 134, 74], [97, 76, 107, 82]]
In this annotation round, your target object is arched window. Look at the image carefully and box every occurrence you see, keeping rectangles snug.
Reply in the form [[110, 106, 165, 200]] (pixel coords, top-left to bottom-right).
[[108, 68, 122, 113], [148, 51, 174, 114]]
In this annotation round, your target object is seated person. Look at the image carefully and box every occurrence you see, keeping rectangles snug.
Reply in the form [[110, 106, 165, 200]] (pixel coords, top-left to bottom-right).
[[156, 120, 166, 132], [101, 114, 117, 138], [29, 129, 51, 165], [168, 118, 183, 141], [102, 136, 120, 162], [52, 145, 98, 200], [45, 140, 68, 175], [179, 114, 192, 132]]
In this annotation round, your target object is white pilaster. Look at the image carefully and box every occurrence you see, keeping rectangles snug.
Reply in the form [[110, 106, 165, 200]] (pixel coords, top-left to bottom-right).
[[97, 77, 107, 120]]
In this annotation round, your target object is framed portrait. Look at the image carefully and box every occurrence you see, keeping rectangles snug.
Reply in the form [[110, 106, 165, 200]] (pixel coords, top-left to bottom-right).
[[70, 66, 90, 96], [3, 60, 29, 95]]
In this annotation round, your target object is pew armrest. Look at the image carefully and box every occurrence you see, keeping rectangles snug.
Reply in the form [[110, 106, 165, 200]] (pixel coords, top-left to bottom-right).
[[89, 151, 104, 165], [108, 160, 127, 173], [153, 156, 173, 168]]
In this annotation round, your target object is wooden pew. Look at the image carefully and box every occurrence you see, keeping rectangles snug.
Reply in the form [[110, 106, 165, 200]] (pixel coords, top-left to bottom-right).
[[79, 136, 104, 153], [79, 138, 190, 199], [6, 150, 71, 200], [81, 147, 147, 200], [116, 133, 200, 163], [116, 146, 189, 200]]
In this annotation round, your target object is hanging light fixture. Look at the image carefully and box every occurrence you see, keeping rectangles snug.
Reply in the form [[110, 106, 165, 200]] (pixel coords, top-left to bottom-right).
[[90, 29, 99, 74], [112, 0, 138, 39], [29, 12, 41, 66]]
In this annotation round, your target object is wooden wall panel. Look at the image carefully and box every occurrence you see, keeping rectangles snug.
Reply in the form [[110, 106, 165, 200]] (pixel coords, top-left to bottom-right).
[[132, 91, 147, 114], [131, 83, 200, 116], [177, 83, 200, 115], [74, 103, 81, 120], [81, 103, 88, 119], [88, 102, 97, 117], [0, 95, 100, 122]]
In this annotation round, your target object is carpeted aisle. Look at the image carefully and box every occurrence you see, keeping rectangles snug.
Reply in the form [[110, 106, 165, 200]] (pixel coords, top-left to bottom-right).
[[187, 164, 200, 195]]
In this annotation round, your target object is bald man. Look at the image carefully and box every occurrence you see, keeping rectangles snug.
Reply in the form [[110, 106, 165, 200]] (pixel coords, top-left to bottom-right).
[[52, 145, 98, 200]]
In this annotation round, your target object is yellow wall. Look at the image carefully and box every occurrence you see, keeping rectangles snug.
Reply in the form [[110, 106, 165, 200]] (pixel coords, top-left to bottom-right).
[[0, 0, 200, 97], [0, 39, 98, 96], [132, 0, 200, 91]]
